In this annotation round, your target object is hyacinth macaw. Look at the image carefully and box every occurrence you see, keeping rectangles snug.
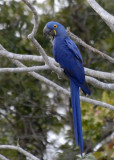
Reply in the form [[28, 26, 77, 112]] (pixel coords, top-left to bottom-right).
[[43, 21, 91, 155]]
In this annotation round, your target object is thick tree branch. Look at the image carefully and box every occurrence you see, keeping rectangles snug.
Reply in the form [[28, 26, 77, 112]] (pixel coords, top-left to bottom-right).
[[1, 40, 113, 110], [9, 59, 114, 110], [86, 0, 114, 32], [11, 59, 69, 95], [0, 47, 57, 65], [0, 65, 114, 90], [67, 31, 114, 63], [0, 45, 114, 91], [0, 154, 9, 160], [0, 49, 47, 63], [0, 145, 40, 160], [0, 48, 114, 81]]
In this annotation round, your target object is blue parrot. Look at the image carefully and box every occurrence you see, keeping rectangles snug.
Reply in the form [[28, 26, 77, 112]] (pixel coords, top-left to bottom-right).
[[43, 21, 91, 155]]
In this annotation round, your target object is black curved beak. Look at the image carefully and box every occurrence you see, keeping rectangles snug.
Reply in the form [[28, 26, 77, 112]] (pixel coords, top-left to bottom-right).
[[43, 25, 55, 38]]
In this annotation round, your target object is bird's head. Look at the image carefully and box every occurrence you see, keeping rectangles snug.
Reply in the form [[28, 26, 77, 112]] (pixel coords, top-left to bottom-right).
[[43, 21, 67, 38]]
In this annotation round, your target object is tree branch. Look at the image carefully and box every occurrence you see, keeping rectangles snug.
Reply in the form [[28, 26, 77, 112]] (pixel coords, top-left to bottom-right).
[[0, 154, 9, 160], [1, 48, 114, 80], [22, 0, 63, 77], [0, 49, 47, 63], [0, 44, 114, 92], [0, 145, 40, 160], [86, 0, 114, 32], [9, 59, 114, 110], [0, 2, 113, 110], [67, 30, 114, 63], [0, 64, 114, 90], [86, 76, 114, 90], [0, 46, 58, 65], [80, 96, 114, 111], [85, 68, 114, 81], [0, 65, 49, 73]]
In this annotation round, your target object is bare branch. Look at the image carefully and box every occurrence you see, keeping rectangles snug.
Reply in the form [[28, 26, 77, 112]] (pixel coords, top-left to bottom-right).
[[0, 154, 9, 160], [85, 68, 114, 81], [0, 44, 114, 91], [0, 65, 49, 73], [86, 76, 114, 90], [0, 49, 45, 62], [22, 0, 39, 37], [86, 0, 114, 32], [0, 48, 57, 64], [10, 59, 114, 110], [80, 97, 114, 110], [0, 47, 114, 81], [67, 31, 114, 63], [0, 145, 40, 160], [22, 0, 63, 76], [0, 65, 114, 91]]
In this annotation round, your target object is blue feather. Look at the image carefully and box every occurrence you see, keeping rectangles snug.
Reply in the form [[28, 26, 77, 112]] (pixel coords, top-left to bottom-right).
[[44, 21, 91, 155], [65, 37, 83, 63], [70, 79, 83, 154]]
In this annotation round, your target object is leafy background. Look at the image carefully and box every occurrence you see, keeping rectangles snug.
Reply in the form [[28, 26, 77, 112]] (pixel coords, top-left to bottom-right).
[[0, 0, 114, 159]]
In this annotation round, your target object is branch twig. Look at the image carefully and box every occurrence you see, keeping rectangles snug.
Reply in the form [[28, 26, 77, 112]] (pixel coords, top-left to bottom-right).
[[0, 145, 40, 160], [67, 31, 114, 63]]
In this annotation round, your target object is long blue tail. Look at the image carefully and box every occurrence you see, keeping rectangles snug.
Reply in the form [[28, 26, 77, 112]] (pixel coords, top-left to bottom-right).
[[70, 79, 83, 155]]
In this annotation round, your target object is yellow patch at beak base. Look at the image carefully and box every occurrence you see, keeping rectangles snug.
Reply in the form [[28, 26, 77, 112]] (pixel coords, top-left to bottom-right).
[[53, 29, 57, 36]]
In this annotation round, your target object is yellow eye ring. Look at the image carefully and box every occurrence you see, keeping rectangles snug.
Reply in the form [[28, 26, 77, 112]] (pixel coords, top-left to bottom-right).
[[53, 24, 57, 28]]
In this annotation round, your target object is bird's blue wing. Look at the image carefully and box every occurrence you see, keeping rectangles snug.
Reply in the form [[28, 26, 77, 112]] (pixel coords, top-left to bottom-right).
[[60, 53, 85, 85], [65, 37, 83, 63], [54, 37, 85, 84]]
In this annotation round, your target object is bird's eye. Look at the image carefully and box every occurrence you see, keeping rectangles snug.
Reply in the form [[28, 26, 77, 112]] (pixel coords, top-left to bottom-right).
[[53, 24, 57, 28]]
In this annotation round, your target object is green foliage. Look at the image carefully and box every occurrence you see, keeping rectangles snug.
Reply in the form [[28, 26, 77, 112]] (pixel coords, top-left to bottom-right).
[[0, 0, 113, 160]]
